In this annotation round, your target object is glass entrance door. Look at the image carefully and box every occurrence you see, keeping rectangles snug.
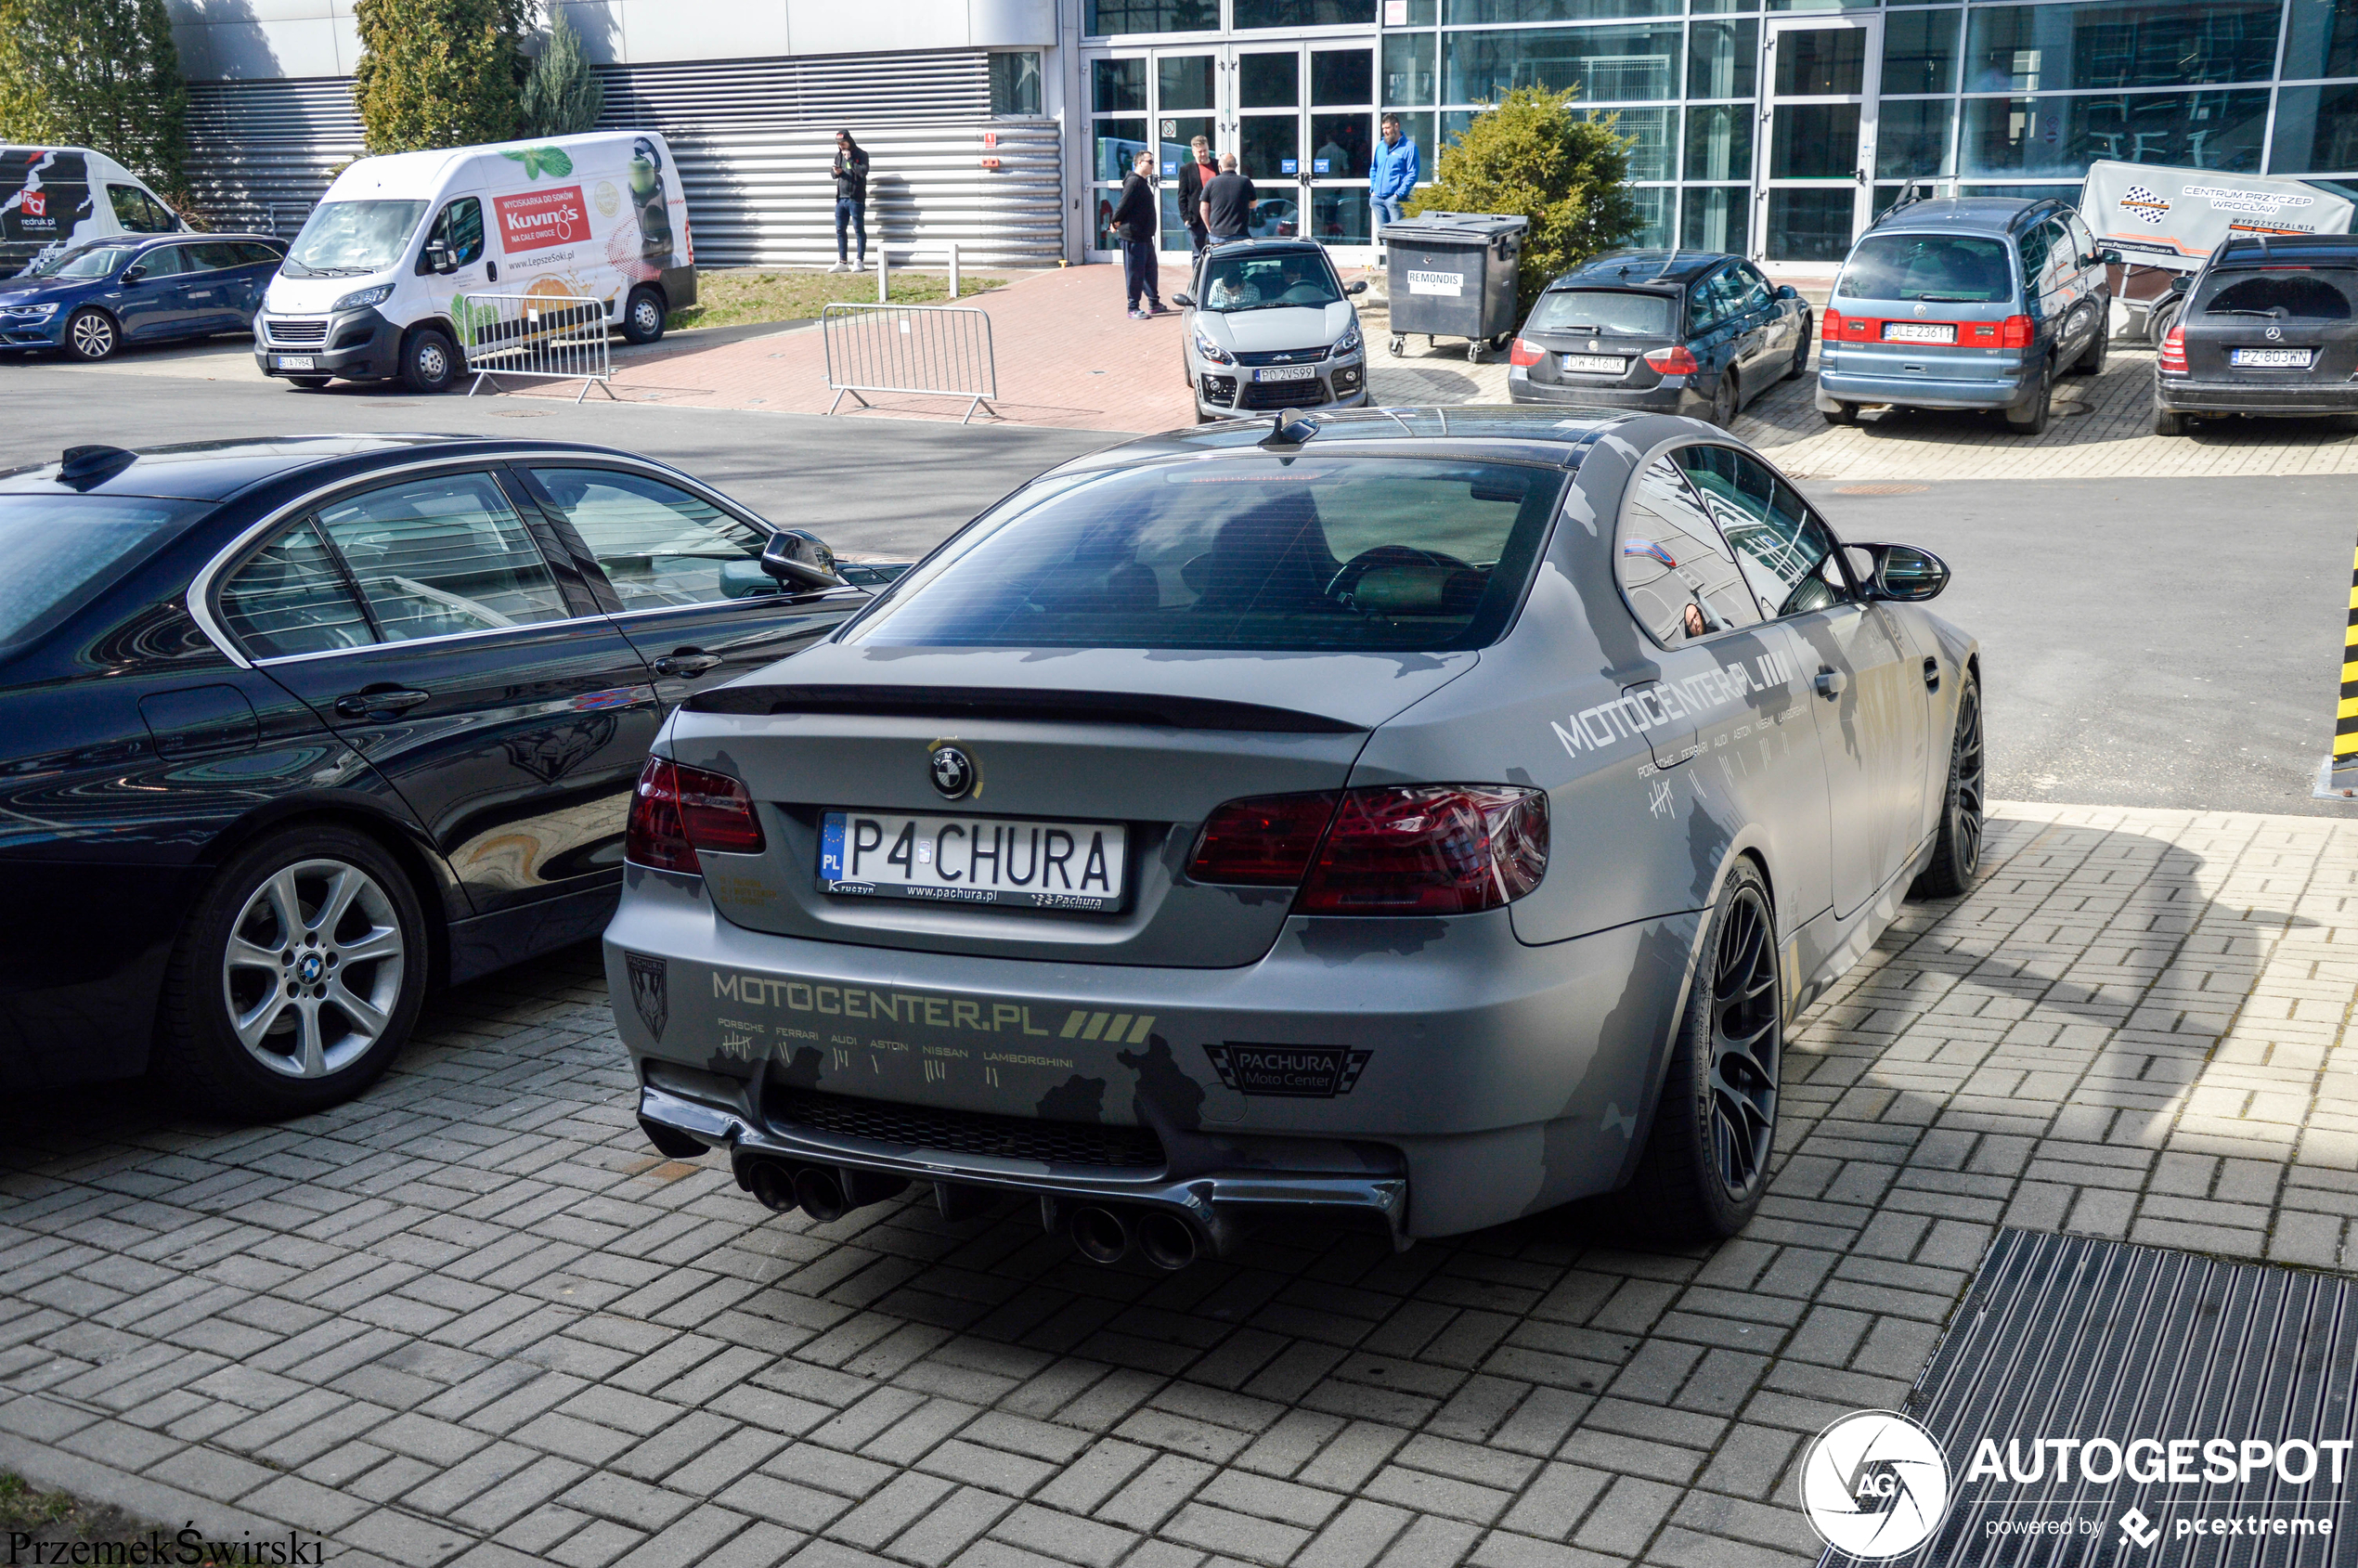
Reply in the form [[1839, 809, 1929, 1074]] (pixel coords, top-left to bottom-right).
[[1154, 50, 1219, 255], [1757, 16, 1882, 264]]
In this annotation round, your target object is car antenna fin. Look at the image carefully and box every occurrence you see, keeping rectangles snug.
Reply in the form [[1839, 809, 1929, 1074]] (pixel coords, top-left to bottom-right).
[[57, 445, 136, 487], [1260, 412, 1319, 448]]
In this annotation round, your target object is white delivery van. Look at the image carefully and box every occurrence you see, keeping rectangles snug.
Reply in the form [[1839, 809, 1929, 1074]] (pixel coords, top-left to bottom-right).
[[254, 130, 695, 392], [0, 147, 186, 273]]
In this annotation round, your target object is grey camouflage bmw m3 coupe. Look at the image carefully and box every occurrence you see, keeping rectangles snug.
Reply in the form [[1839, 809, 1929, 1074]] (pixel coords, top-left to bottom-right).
[[606, 408, 1982, 1265]]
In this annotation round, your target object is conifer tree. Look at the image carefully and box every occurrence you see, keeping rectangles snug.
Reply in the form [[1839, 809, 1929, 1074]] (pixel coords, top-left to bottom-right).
[[520, 7, 603, 138], [352, 0, 529, 154], [0, 0, 190, 194]]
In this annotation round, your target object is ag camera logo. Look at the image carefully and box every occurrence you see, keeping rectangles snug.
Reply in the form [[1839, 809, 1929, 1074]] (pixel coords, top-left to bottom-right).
[[1800, 1410, 1952, 1559]]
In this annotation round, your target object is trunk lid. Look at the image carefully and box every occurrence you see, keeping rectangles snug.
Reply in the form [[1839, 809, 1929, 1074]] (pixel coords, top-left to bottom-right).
[[1517, 284, 1682, 394], [2181, 266, 2358, 382], [662, 643, 1479, 968]]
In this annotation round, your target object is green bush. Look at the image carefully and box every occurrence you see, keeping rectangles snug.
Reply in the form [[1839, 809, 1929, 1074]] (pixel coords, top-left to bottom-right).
[[520, 6, 602, 137], [352, 0, 529, 154], [0, 0, 189, 196], [1407, 85, 1643, 318]]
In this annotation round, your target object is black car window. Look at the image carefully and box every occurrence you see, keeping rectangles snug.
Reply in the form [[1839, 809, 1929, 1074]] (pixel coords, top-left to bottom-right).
[[0, 493, 206, 658], [531, 467, 769, 609], [847, 456, 1563, 654], [1837, 234, 2013, 302], [136, 245, 192, 278], [2201, 271, 2358, 320], [315, 473, 570, 641], [188, 241, 249, 272], [2066, 212, 2097, 264], [1674, 445, 1847, 617], [421, 197, 486, 271], [218, 520, 378, 659], [106, 185, 176, 234], [1687, 272, 1728, 331], [233, 241, 284, 266], [1618, 459, 1765, 647], [1732, 266, 1772, 314], [2017, 222, 2054, 289], [1526, 288, 1674, 336]]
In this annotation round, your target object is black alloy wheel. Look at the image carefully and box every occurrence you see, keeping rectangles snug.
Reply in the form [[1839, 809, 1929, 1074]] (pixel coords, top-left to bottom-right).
[[66, 308, 118, 361], [1911, 673, 1986, 899], [1624, 859, 1781, 1240]]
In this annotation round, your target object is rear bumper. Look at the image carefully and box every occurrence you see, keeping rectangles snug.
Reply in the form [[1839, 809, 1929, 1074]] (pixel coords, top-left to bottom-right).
[[0, 861, 199, 1084], [1816, 364, 2035, 411], [2155, 377, 2358, 415], [1506, 368, 1705, 415], [253, 306, 402, 381], [603, 862, 1704, 1240]]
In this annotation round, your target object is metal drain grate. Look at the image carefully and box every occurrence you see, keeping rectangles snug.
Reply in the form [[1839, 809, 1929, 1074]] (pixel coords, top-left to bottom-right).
[[763, 1085, 1166, 1171], [1821, 1228, 2358, 1565]]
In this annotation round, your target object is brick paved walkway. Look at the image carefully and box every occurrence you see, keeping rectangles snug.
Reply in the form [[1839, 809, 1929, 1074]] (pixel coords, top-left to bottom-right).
[[5, 802, 2354, 1568]]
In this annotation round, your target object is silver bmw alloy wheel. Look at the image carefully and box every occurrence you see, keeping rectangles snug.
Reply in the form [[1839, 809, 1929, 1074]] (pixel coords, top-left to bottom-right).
[[220, 857, 406, 1079]]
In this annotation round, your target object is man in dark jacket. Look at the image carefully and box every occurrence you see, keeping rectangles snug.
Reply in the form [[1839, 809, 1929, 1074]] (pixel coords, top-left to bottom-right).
[[1111, 150, 1164, 318], [831, 130, 869, 274], [1200, 153, 1257, 244], [1176, 136, 1215, 254]]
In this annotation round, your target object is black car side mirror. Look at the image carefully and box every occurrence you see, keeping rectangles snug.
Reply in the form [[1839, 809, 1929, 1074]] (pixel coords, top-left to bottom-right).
[[121, 264, 148, 285], [760, 528, 849, 591], [2168, 273, 2193, 293], [1774, 284, 1799, 301], [422, 240, 455, 275], [1347, 280, 1368, 295], [1172, 292, 1195, 308], [1854, 542, 1950, 603], [2100, 247, 2124, 265]]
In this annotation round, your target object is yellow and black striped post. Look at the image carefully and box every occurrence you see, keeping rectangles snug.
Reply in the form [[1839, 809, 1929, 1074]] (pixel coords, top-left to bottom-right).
[[2337, 538, 2358, 792]]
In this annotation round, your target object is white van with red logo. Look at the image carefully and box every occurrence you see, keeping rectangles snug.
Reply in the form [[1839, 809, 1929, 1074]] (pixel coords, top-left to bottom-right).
[[253, 130, 695, 392]]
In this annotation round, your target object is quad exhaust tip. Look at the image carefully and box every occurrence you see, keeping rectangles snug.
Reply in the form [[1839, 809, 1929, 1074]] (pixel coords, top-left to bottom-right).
[[1135, 1210, 1199, 1271], [1069, 1205, 1133, 1264]]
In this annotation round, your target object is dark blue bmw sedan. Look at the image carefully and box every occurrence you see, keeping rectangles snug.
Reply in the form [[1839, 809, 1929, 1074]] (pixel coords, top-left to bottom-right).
[[0, 233, 286, 360], [0, 435, 888, 1115]]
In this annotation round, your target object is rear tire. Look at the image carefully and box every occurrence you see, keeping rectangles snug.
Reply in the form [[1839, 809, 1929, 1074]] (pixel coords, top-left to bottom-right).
[[621, 285, 667, 345], [2071, 312, 2107, 375], [1821, 400, 1857, 426], [2004, 358, 2052, 434], [1784, 320, 1811, 381], [401, 327, 460, 394], [2154, 408, 2187, 437], [156, 823, 428, 1120], [1708, 369, 1738, 427], [1621, 859, 1781, 1242], [1910, 672, 1985, 900]]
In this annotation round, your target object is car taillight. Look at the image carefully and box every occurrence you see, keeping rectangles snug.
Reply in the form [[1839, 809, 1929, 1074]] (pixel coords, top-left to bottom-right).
[[1822, 309, 1844, 336], [1643, 344, 1700, 375], [1509, 337, 1545, 367], [1999, 314, 2034, 348], [627, 757, 765, 875], [2158, 323, 2188, 374], [1189, 791, 1341, 885], [1296, 786, 1548, 915]]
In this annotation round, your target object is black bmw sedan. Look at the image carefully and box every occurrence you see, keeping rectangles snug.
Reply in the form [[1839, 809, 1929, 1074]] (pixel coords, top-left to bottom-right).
[[0, 435, 887, 1115]]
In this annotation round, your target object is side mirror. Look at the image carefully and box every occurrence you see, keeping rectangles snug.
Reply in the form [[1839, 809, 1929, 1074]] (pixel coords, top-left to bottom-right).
[[2168, 273, 2192, 293], [1347, 279, 1368, 295], [2100, 247, 2124, 266], [1855, 542, 1950, 603], [759, 528, 849, 591], [121, 265, 148, 285], [424, 240, 455, 275], [1171, 292, 1195, 308], [1775, 284, 1799, 301]]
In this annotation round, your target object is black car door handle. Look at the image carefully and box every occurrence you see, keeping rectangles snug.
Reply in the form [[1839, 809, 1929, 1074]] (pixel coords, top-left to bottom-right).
[[333, 688, 431, 718], [1814, 667, 1848, 700], [654, 651, 724, 678], [1923, 656, 1940, 691]]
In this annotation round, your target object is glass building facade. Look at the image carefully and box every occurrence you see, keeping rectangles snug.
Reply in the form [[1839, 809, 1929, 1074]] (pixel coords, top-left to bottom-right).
[[1080, 0, 2358, 264]]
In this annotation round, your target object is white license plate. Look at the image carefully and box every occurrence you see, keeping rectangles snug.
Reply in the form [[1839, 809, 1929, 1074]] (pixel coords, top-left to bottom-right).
[[1560, 354, 1627, 375], [275, 355, 317, 369], [1882, 322, 1957, 343], [2232, 347, 2313, 368], [819, 810, 1127, 911], [1255, 364, 1317, 382]]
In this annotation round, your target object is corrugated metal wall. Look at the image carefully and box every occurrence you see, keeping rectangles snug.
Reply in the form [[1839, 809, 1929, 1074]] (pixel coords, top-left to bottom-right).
[[180, 52, 1066, 267]]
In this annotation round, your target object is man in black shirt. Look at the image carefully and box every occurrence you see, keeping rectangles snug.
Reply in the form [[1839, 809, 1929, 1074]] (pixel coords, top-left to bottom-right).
[[831, 129, 868, 274], [1175, 136, 1215, 254], [1110, 150, 1164, 317], [1199, 153, 1257, 245]]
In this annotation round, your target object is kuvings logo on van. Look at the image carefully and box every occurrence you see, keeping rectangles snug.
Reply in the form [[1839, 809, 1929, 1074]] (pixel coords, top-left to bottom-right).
[[496, 186, 589, 253]]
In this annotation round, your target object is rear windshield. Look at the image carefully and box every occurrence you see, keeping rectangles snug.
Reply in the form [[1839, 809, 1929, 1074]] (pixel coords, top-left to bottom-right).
[[0, 493, 205, 654], [1199, 251, 1341, 312], [283, 201, 426, 278], [1837, 234, 2013, 303], [2198, 269, 2358, 320], [1526, 288, 1674, 336], [846, 457, 1565, 654]]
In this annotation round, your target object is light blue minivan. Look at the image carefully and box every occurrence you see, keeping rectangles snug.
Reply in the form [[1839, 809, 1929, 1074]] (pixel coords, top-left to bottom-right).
[[1816, 197, 2113, 435]]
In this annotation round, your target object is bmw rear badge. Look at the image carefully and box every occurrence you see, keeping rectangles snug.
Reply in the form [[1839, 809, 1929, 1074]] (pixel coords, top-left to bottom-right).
[[930, 745, 975, 799]]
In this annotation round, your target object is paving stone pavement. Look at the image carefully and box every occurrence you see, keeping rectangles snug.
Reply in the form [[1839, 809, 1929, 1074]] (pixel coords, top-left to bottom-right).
[[5, 801, 2356, 1568]]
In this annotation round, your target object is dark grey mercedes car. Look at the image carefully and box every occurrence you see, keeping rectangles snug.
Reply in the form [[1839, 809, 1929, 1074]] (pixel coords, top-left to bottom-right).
[[606, 408, 1981, 1265]]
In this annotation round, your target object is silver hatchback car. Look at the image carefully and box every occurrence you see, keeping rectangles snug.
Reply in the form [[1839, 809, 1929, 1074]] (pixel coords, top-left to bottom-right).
[[608, 408, 1982, 1268], [1177, 239, 1370, 422]]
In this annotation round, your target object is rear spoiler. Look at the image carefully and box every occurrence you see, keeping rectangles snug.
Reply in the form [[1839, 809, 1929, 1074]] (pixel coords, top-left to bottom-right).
[[681, 684, 1366, 732]]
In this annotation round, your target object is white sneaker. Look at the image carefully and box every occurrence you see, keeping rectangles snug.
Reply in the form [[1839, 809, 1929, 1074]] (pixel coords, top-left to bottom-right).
[[828, 262, 849, 274]]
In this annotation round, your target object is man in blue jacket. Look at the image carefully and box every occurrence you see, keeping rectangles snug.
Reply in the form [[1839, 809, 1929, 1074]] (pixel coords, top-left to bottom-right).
[[1369, 115, 1419, 258]]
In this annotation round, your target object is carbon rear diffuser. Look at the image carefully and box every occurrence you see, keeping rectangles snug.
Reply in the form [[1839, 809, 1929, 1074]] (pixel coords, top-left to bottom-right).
[[1815, 1228, 2357, 1565]]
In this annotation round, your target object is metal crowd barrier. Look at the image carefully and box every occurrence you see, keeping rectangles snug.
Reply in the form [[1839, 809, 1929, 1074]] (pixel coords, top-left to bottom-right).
[[458, 291, 616, 403], [821, 303, 998, 424]]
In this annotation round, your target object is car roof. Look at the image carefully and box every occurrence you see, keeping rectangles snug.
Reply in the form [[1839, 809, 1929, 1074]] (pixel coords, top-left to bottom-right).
[[1550, 250, 1737, 288], [1202, 239, 1326, 259], [2211, 233, 2358, 267], [1055, 406, 1674, 472], [0, 434, 592, 501], [1865, 197, 2059, 235]]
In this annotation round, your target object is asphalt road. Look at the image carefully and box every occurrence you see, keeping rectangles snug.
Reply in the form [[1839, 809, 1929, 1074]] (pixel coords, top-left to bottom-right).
[[3, 358, 2352, 816]]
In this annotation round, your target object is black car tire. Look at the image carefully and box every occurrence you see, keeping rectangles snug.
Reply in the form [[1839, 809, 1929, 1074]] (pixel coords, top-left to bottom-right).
[[401, 326, 460, 394], [621, 285, 667, 345], [2149, 302, 2181, 348], [1709, 369, 1738, 427], [2004, 358, 2052, 434], [2071, 311, 2108, 376], [1821, 400, 1858, 426], [2154, 408, 2187, 436], [1910, 672, 1985, 900], [287, 376, 331, 389], [65, 308, 118, 362], [1784, 321, 1810, 381], [157, 823, 428, 1119], [1622, 857, 1781, 1241]]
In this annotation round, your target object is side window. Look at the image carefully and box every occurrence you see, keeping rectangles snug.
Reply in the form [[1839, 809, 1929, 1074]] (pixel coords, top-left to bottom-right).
[[1617, 458, 1766, 646], [135, 245, 190, 277], [2015, 223, 2052, 294], [2066, 212, 2096, 266], [235, 241, 285, 267], [1675, 445, 1847, 617], [107, 185, 176, 233], [1734, 266, 1772, 314], [530, 467, 769, 609], [315, 473, 569, 641], [421, 197, 486, 269], [189, 241, 247, 272], [218, 520, 378, 659]]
